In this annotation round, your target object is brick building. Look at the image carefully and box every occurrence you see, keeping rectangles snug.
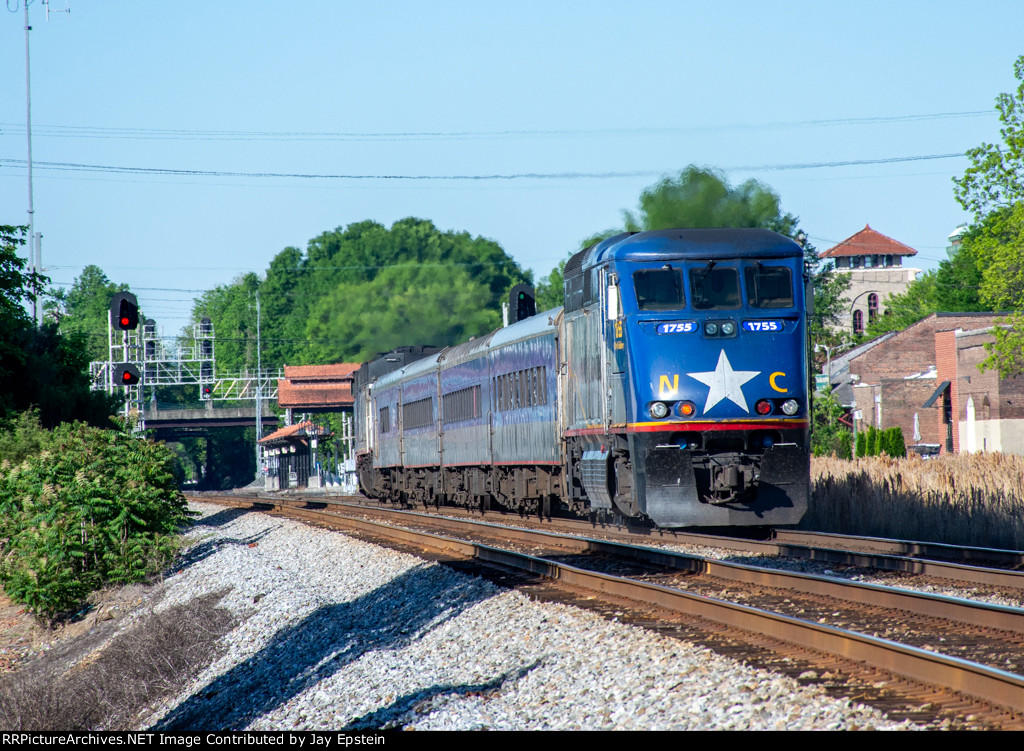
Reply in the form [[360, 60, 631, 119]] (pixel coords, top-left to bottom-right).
[[934, 327, 1024, 455], [266, 363, 360, 490], [840, 313, 1001, 452], [276, 363, 357, 422], [819, 225, 921, 335]]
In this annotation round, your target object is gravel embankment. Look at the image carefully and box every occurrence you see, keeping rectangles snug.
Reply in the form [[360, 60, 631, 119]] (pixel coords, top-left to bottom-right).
[[143, 502, 918, 730]]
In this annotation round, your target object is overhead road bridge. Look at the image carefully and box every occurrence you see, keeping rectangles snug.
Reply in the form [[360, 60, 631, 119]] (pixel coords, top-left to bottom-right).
[[144, 404, 279, 442]]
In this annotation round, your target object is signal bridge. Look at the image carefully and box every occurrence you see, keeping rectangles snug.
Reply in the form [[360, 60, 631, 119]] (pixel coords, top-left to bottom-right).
[[90, 295, 281, 435]]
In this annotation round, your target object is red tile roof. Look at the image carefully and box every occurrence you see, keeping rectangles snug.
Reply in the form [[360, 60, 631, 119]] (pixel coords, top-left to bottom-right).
[[258, 420, 331, 445], [277, 381, 353, 409], [275, 362, 358, 410], [283, 363, 358, 381], [819, 224, 918, 259]]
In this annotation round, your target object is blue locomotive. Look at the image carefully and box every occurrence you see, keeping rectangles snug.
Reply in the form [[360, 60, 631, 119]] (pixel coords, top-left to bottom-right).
[[353, 228, 809, 527]]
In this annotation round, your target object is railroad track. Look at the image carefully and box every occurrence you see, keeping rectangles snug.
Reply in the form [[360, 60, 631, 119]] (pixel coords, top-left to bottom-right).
[[216, 491, 1024, 590], [188, 492, 1024, 728]]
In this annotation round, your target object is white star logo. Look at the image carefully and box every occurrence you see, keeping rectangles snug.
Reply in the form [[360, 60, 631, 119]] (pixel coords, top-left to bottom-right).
[[687, 350, 761, 414]]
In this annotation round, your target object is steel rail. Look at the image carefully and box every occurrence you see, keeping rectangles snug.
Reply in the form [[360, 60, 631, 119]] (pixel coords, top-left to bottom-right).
[[197, 495, 1024, 716], [774, 529, 1024, 569], [238, 492, 1024, 585], [281, 495, 1024, 592], [262, 497, 1024, 635]]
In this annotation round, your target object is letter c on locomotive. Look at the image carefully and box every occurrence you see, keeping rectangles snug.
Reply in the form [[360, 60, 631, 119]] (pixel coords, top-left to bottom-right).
[[769, 371, 787, 393]]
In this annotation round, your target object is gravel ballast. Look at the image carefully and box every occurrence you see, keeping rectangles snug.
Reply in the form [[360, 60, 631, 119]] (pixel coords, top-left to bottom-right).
[[143, 503, 917, 731]]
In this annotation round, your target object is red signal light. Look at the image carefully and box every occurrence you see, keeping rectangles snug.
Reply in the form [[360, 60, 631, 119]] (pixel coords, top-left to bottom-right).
[[110, 292, 139, 330], [113, 363, 141, 386], [755, 399, 773, 415]]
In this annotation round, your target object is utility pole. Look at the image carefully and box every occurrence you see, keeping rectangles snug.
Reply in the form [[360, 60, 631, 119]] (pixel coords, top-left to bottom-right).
[[23, 1, 70, 327], [255, 290, 263, 481], [24, 2, 36, 323]]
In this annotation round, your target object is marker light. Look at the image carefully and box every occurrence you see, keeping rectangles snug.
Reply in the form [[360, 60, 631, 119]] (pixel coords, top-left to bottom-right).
[[754, 399, 773, 416], [650, 401, 670, 419], [677, 401, 696, 417], [781, 399, 800, 415]]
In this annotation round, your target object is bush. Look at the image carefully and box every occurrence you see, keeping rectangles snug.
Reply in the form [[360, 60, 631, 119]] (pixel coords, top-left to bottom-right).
[[855, 431, 867, 458], [0, 416, 192, 618], [810, 389, 853, 459], [884, 426, 907, 458]]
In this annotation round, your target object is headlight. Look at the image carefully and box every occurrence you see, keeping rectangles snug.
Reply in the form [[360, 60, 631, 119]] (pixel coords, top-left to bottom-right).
[[650, 401, 669, 419], [721, 321, 736, 335], [781, 399, 800, 415], [704, 322, 719, 336]]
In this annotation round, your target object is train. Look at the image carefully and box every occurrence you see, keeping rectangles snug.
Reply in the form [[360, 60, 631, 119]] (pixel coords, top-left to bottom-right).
[[353, 228, 810, 527]]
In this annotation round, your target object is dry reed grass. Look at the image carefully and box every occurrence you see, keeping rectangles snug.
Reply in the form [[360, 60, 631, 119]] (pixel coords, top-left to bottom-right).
[[0, 589, 235, 730], [808, 453, 1024, 549]]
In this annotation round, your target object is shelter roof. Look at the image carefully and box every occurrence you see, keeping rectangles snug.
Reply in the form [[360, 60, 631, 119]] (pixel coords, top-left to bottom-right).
[[277, 362, 358, 410], [819, 224, 918, 259], [257, 420, 331, 446], [283, 363, 358, 381]]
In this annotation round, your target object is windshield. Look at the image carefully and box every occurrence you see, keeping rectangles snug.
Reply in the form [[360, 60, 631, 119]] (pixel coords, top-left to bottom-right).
[[690, 266, 740, 310], [745, 265, 794, 308], [633, 268, 685, 311]]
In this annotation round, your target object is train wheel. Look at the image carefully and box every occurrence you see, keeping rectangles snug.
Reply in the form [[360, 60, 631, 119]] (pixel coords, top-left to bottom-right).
[[611, 453, 642, 517]]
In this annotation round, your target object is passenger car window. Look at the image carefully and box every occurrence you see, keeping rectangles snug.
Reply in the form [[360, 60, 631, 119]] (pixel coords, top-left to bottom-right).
[[633, 269, 685, 311], [745, 266, 794, 308], [690, 266, 740, 310]]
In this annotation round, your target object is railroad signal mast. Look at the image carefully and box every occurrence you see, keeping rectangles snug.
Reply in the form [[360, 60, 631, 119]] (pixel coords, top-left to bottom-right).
[[107, 291, 143, 422], [91, 293, 281, 422]]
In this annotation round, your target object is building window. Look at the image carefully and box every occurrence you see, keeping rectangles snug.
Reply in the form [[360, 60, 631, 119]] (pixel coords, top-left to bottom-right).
[[853, 309, 864, 335], [850, 256, 861, 268], [864, 255, 873, 268], [868, 293, 879, 324]]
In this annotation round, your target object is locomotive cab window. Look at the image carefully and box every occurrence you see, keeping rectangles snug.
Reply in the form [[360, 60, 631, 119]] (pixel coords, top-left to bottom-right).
[[745, 265, 794, 308], [690, 265, 740, 310], [633, 268, 684, 311]]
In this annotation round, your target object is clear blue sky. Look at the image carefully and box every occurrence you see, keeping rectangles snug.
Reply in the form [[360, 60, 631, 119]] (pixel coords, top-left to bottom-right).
[[2, 1, 1022, 338]]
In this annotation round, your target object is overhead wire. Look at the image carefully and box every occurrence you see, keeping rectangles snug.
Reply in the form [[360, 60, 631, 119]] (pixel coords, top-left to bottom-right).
[[0, 110, 994, 142], [0, 152, 968, 181]]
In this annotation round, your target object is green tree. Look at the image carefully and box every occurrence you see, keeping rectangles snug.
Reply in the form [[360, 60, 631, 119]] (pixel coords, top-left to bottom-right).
[[189, 272, 261, 375], [533, 252, 572, 312], [865, 234, 986, 336], [0, 415, 189, 617], [587, 165, 800, 242], [0, 227, 115, 427], [49, 265, 130, 363], [0, 225, 43, 332], [189, 218, 529, 371], [305, 263, 500, 363], [951, 55, 1024, 377], [580, 167, 847, 362], [259, 246, 305, 368], [953, 56, 1024, 217], [810, 388, 852, 458]]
